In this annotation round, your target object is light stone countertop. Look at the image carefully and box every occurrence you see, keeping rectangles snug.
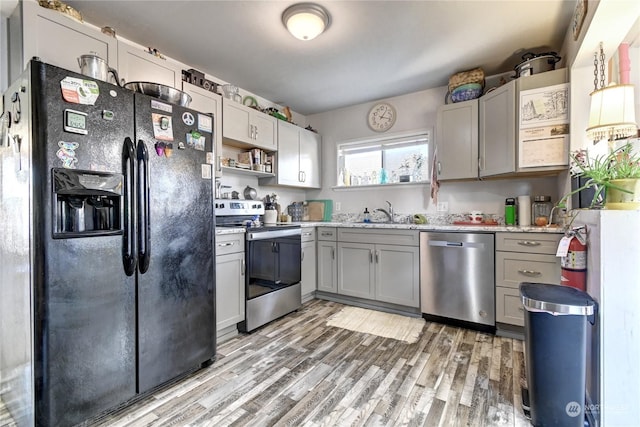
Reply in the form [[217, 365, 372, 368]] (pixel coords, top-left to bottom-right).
[[296, 221, 565, 233], [215, 222, 565, 234]]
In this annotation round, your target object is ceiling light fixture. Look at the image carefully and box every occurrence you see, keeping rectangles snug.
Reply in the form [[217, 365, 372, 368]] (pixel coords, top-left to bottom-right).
[[282, 3, 330, 41]]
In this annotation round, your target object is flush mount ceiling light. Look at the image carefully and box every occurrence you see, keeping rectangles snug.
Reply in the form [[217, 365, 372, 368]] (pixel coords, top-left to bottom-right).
[[282, 3, 330, 41]]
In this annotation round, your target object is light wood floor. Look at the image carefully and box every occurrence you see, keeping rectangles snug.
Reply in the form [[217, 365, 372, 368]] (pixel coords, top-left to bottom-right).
[[1, 299, 530, 426]]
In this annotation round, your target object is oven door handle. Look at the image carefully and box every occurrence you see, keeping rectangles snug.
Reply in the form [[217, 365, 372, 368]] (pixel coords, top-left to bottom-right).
[[246, 228, 302, 240]]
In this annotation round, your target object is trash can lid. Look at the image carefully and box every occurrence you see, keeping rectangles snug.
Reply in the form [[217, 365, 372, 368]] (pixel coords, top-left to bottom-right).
[[519, 282, 596, 316]]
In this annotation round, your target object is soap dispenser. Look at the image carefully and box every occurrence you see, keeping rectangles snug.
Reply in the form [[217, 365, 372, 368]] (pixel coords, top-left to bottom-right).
[[363, 208, 371, 223]]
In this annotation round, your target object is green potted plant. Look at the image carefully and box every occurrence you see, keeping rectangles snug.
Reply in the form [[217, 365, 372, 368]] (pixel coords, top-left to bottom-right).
[[559, 142, 640, 210]]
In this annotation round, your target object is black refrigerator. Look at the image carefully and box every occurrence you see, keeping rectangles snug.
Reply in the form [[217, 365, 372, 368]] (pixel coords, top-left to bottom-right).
[[0, 60, 215, 426]]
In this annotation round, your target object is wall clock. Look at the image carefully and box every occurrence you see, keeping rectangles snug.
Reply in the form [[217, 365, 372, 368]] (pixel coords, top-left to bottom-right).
[[367, 102, 396, 132]]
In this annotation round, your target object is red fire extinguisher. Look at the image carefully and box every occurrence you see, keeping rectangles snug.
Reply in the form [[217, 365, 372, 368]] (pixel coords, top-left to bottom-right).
[[560, 227, 587, 291]]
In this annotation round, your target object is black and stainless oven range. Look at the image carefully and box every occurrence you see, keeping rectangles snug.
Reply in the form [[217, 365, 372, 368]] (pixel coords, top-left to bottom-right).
[[215, 200, 302, 332]]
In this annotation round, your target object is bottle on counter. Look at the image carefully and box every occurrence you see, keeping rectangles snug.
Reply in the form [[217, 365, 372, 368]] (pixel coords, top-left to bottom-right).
[[532, 195, 553, 226], [505, 198, 516, 225], [363, 208, 371, 223]]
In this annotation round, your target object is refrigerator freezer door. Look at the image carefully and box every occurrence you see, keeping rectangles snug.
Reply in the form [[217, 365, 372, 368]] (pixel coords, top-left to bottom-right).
[[133, 94, 215, 393], [34, 62, 137, 425]]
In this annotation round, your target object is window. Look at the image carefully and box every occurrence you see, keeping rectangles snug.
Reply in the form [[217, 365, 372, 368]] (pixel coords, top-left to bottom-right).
[[336, 131, 430, 187]]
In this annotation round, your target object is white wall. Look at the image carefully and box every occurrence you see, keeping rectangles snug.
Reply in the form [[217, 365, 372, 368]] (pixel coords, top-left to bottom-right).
[[305, 87, 559, 218]]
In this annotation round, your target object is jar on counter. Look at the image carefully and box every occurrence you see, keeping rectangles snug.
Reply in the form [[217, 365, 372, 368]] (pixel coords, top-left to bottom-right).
[[532, 195, 553, 226]]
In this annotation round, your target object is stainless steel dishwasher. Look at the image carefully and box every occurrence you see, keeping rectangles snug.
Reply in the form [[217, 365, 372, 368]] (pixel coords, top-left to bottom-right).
[[420, 232, 495, 331]]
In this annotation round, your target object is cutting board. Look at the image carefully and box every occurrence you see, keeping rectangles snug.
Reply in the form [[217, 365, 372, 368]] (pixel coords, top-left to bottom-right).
[[307, 199, 333, 222], [307, 202, 325, 221]]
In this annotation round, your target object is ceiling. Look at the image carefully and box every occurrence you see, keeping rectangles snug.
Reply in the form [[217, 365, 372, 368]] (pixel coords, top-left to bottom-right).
[[50, 1, 575, 115]]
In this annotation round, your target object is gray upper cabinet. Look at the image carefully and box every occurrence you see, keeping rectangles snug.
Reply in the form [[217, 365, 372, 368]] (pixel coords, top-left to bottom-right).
[[436, 99, 478, 180], [222, 99, 277, 151], [9, 0, 118, 81], [260, 120, 321, 188], [182, 83, 223, 177], [479, 68, 569, 177], [479, 80, 516, 177], [117, 41, 183, 88]]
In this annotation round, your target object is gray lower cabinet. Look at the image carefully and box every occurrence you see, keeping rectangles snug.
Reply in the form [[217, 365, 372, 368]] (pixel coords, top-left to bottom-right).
[[336, 229, 420, 308], [337, 242, 375, 299], [215, 233, 245, 336], [301, 228, 317, 302], [317, 228, 338, 293], [495, 232, 562, 327]]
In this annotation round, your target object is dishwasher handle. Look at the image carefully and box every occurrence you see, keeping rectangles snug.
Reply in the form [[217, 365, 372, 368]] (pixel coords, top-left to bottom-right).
[[427, 240, 485, 249]]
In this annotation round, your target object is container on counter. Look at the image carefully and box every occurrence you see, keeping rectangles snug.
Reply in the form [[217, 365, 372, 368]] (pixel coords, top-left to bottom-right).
[[363, 208, 371, 223], [505, 198, 516, 225], [518, 195, 532, 226], [532, 195, 553, 226]]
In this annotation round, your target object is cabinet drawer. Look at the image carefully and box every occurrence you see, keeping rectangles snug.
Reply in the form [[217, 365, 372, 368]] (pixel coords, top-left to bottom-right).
[[496, 232, 562, 254], [301, 228, 316, 242], [496, 251, 561, 288], [338, 228, 418, 246], [317, 227, 337, 241], [496, 287, 525, 326], [215, 233, 244, 255]]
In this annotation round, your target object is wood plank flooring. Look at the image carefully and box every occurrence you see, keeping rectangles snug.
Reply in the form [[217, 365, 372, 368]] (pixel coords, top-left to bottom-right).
[[89, 299, 529, 427], [1, 299, 530, 426]]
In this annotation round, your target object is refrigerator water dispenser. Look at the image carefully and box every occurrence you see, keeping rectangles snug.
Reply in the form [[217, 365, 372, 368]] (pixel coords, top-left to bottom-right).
[[52, 168, 123, 238]]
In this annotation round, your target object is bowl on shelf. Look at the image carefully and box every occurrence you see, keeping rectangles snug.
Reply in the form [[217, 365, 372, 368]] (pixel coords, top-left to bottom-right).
[[450, 83, 483, 103]]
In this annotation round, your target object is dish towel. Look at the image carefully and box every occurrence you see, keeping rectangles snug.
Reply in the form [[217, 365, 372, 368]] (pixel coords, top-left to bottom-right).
[[430, 145, 440, 205]]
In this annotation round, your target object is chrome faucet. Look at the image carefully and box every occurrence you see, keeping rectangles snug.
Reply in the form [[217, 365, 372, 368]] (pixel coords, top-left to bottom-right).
[[374, 201, 394, 223]]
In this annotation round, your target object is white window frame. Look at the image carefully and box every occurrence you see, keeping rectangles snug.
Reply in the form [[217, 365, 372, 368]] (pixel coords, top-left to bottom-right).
[[335, 129, 431, 188]]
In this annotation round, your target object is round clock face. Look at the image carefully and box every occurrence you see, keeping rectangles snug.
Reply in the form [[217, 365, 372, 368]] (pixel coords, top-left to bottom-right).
[[368, 103, 396, 132]]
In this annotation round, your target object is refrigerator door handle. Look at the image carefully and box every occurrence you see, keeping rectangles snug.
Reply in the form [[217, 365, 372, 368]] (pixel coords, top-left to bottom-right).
[[137, 139, 151, 274], [122, 137, 137, 276]]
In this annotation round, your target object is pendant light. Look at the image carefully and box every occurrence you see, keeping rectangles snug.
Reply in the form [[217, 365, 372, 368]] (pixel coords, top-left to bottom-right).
[[586, 43, 638, 142], [282, 3, 330, 41]]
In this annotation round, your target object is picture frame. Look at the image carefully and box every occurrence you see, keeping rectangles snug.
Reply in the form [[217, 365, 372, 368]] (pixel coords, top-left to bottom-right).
[[572, 0, 587, 41]]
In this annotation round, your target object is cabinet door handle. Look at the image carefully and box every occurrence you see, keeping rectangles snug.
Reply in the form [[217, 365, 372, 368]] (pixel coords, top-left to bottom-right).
[[437, 161, 442, 175], [518, 269, 542, 277], [321, 232, 333, 237], [518, 306, 524, 312], [518, 241, 541, 246], [217, 242, 235, 247], [302, 231, 313, 237], [375, 250, 379, 263], [217, 155, 222, 173], [331, 247, 335, 259], [301, 250, 305, 261], [241, 259, 245, 275], [302, 171, 306, 182], [478, 157, 484, 171], [369, 250, 374, 263], [254, 125, 258, 140]]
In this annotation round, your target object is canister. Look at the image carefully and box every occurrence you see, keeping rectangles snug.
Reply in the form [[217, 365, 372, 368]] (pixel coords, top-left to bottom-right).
[[518, 195, 532, 226], [532, 195, 553, 226]]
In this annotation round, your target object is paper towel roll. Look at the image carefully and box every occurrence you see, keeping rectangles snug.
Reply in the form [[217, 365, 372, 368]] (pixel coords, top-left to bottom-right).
[[518, 195, 531, 226]]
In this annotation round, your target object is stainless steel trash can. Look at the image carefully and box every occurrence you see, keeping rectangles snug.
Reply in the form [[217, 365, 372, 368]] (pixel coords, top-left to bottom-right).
[[520, 282, 596, 427]]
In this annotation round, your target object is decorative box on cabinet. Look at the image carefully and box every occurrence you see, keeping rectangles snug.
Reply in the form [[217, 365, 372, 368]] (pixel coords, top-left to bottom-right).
[[436, 99, 478, 180], [9, 0, 118, 81], [215, 233, 245, 342], [495, 232, 562, 327], [222, 98, 277, 151], [259, 120, 321, 188], [301, 228, 317, 302]]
